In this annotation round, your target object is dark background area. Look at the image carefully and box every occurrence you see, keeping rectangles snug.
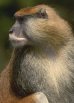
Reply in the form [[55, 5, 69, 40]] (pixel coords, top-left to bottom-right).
[[0, 0, 74, 72]]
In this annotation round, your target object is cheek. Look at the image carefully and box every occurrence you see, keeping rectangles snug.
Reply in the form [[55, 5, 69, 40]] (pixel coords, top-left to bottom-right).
[[25, 19, 45, 36], [25, 19, 51, 44]]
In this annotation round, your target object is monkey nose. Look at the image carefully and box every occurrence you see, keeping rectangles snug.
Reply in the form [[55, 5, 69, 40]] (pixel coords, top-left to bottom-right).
[[9, 29, 14, 34]]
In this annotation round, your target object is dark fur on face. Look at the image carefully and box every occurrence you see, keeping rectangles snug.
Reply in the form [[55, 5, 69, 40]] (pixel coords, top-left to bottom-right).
[[9, 5, 74, 103]]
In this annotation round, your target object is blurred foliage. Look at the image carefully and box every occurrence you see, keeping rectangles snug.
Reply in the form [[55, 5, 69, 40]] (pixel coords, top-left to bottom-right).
[[0, 0, 74, 72]]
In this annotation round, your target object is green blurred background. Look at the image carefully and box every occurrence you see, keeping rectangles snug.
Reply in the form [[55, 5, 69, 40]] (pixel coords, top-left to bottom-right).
[[0, 0, 74, 72]]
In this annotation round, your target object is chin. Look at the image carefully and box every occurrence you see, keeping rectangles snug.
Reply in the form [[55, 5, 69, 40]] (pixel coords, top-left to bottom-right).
[[11, 41, 27, 48]]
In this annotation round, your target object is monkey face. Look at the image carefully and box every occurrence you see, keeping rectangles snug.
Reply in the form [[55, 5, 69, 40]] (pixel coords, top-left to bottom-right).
[[9, 5, 71, 48], [9, 5, 49, 48]]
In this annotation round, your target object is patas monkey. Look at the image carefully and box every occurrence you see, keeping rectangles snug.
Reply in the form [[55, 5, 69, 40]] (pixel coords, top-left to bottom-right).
[[9, 4, 74, 103]]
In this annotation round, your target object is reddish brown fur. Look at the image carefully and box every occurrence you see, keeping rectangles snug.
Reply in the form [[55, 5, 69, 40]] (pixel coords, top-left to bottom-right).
[[15, 4, 46, 17], [14, 4, 53, 18]]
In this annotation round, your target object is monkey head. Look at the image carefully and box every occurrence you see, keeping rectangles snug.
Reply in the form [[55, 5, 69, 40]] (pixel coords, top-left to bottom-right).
[[9, 5, 72, 49]]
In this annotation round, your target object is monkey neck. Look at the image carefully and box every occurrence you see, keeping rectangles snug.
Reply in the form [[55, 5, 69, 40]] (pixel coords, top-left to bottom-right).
[[14, 45, 57, 59], [12, 40, 74, 96]]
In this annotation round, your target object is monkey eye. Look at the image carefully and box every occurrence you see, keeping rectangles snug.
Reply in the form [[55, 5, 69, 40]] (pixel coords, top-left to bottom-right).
[[14, 14, 24, 23], [17, 17, 24, 23], [37, 8, 48, 19]]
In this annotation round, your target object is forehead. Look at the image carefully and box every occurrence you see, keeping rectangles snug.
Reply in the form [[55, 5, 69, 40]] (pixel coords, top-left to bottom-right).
[[14, 5, 47, 17], [15, 8, 37, 17]]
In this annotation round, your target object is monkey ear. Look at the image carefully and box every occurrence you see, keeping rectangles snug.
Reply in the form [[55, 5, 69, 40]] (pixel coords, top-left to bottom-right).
[[37, 8, 48, 19]]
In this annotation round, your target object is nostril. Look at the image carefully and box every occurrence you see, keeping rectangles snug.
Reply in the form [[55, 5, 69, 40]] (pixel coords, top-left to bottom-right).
[[9, 29, 13, 34]]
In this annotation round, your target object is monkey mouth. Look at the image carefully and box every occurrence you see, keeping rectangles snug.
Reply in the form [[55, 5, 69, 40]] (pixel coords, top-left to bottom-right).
[[9, 34, 28, 47], [9, 34, 26, 41]]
